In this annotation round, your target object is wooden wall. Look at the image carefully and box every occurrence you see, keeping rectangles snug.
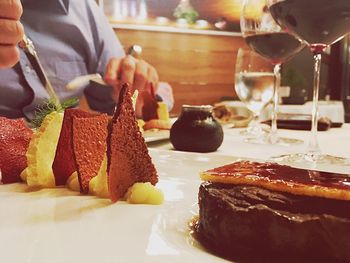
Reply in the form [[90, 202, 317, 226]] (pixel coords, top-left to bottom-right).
[[116, 28, 248, 114]]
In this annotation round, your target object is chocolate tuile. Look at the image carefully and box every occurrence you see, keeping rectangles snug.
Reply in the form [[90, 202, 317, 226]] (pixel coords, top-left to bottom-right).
[[72, 114, 109, 194], [107, 84, 158, 202], [52, 109, 98, 186]]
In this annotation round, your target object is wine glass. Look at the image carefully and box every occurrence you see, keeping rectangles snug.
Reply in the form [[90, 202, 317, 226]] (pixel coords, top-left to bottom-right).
[[268, 0, 350, 164], [241, 0, 305, 145], [235, 48, 275, 143]]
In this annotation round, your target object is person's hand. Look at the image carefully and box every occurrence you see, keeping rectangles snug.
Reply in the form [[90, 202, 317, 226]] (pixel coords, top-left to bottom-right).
[[0, 0, 24, 68], [104, 55, 159, 118]]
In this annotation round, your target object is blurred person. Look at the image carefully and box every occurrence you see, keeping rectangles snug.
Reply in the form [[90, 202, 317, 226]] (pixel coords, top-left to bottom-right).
[[0, 0, 24, 68], [0, 0, 173, 120]]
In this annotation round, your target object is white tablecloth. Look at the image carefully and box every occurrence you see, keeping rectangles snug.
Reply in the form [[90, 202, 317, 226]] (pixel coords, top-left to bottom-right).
[[149, 124, 350, 173]]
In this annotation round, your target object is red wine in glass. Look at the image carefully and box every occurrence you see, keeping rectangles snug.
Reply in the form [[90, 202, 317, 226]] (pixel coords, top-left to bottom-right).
[[270, 0, 350, 52], [243, 30, 305, 144], [269, 0, 350, 164], [245, 32, 305, 65]]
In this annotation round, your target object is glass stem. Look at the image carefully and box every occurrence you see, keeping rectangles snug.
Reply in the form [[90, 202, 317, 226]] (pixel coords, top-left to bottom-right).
[[248, 113, 261, 136], [269, 63, 281, 144], [308, 52, 322, 158]]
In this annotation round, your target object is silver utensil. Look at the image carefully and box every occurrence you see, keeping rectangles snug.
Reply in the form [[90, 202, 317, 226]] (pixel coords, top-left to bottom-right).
[[66, 44, 143, 91], [19, 35, 61, 107], [65, 73, 108, 90]]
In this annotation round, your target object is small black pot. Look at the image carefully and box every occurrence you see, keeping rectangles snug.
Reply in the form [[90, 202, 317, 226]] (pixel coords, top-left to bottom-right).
[[170, 105, 224, 153]]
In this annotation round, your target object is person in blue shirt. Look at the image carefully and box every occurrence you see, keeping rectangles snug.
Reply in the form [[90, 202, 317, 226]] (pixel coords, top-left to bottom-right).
[[0, 0, 172, 120], [0, 0, 23, 68]]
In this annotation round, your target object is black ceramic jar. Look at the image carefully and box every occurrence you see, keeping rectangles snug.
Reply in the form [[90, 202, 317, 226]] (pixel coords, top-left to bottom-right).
[[170, 105, 224, 153]]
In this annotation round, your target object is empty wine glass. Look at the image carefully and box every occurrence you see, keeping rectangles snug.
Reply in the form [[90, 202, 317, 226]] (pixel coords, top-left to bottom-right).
[[241, 0, 305, 145], [268, 0, 350, 165], [235, 48, 275, 143]]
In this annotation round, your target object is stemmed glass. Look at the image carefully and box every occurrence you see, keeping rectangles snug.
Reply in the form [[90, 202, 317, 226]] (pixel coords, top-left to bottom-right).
[[241, 0, 305, 145], [235, 48, 275, 143], [268, 0, 350, 164]]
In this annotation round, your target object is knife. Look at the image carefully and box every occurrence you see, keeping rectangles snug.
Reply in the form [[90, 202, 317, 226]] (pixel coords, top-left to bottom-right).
[[19, 35, 61, 108]]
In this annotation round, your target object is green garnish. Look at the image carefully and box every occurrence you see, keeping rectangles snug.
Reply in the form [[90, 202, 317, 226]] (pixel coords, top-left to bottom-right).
[[30, 98, 78, 128]]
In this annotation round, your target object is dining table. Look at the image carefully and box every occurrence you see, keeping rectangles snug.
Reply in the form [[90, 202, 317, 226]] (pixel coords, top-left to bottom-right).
[[151, 123, 350, 171], [1, 123, 350, 263]]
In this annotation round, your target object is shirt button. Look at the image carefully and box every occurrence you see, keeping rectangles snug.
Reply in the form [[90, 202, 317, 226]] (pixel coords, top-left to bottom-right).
[[25, 65, 33, 74]]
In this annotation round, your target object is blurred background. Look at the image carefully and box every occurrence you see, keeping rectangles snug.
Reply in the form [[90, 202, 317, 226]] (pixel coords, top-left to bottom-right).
[[96, 0, 350, 121]]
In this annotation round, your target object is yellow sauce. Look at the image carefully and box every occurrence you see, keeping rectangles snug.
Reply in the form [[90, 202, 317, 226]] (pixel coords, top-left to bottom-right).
[[66, 171, 80, 192], [88, 155, 109, 198], [125, 182, 164, 205], [66, 159, 163, 205]]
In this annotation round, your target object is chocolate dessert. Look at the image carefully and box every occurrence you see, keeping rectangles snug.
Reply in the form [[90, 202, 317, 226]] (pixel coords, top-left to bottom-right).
[[52, 109, 97, 185], [72, 114, 109, 194], [0, 117, 33, 183], [0, 86, 160, 203], [197, 161, 350, 262], [108, 84, 158, 202]]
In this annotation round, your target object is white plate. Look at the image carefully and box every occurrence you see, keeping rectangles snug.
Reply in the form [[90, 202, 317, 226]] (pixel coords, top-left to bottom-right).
[[144, 130, 170, 143], [0, 149, 241, 263]]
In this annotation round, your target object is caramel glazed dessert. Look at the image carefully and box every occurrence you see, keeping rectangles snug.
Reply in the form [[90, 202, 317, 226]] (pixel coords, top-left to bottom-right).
[[196, 161, 350, 262]]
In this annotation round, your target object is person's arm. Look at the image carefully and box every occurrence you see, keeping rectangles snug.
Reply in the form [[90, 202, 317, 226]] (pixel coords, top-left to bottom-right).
[[83, 0, 124, 114], [84, 0, 172, 118], [0, 0, 23, 68], [104, 55, 159, 118]]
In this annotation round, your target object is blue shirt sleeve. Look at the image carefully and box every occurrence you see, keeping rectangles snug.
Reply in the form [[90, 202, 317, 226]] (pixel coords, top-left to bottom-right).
[[0, 0, 172, 118], [83, 0, 125, 114]]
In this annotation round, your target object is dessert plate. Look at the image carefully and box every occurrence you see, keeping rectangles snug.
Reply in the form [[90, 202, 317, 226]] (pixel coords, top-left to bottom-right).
[[1, 149, 349, 263], [0, 149, 240, 263], [143, 129, 170, 143]]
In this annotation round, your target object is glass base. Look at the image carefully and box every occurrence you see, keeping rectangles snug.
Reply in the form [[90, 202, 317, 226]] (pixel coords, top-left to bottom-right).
[[239, 127, 268, 137], [271, 153, 350, 166], [269, 136, 303, 146], [244, 136, 269, 144], [244, 136, 303, 146], [242, 123, 303, 146]]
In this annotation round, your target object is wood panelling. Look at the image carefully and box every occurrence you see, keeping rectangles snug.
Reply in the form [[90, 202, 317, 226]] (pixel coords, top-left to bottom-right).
[[116, 28, 248, 114], [168, 83, 235, 113]]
